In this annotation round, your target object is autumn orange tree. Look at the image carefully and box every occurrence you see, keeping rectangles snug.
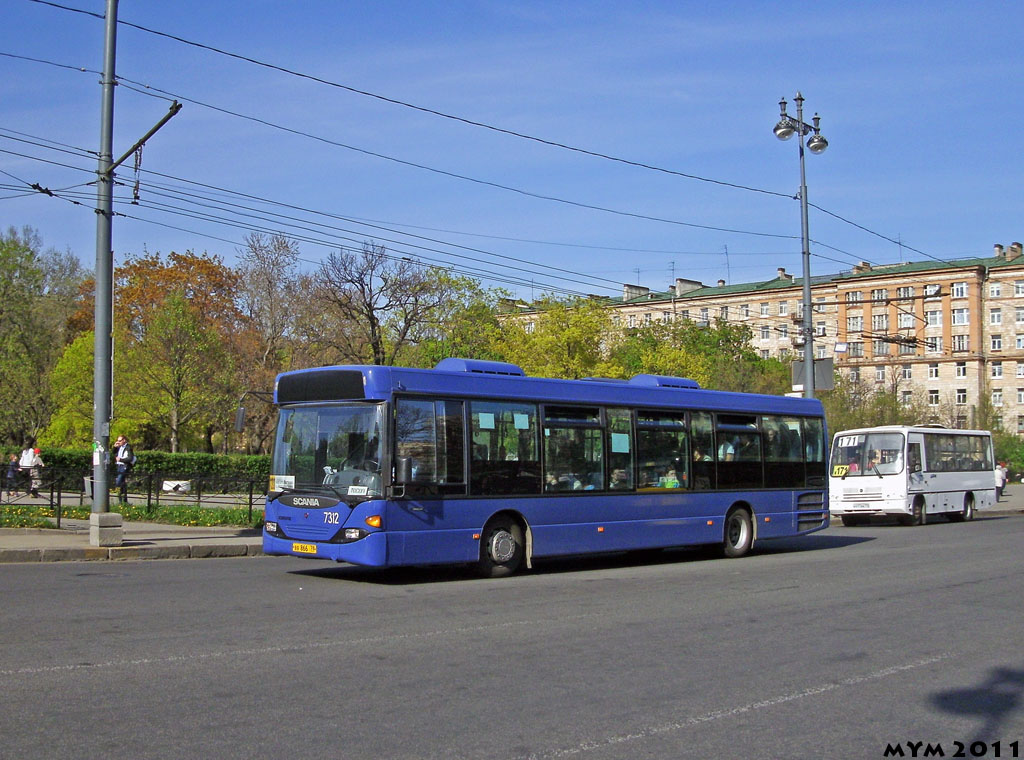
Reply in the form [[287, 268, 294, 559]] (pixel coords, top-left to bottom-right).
[[111, 250, 245, 451]]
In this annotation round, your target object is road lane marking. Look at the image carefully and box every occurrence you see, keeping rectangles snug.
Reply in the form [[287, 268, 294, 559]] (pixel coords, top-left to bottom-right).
[[526, 653, 954, 759]]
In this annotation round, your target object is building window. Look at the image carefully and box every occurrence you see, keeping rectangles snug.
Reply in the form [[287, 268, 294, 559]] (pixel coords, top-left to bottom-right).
[[926, 337, 942, 353], [951, 282, 968, 299], [760, 326, 770, 340], [847, 315, 863, 333], [898, 312, 914, 329], [760, 302, 770, 316], [928, 363, 939, 378], [816, 321, 826, 336], [871, 288, 889, 302], [899, 364, 912, 379], [897, 286, 914, 299], [740, 304, 750, 318], [990, 282, 1001, 298], [899, 341, 915, 355], [1018, 388, 1024, 405], [955, 362, 967, 378], [720, 306, 729, 320], [1015, 281, 1024, 296], [992, 361, 1003, 378], [875, 365, 886, 382], [779, 348, 791, 360], [1018, 364, 1024, 378], [525, 321, 536, 334], [928, 389, 939, 406], [926, 310, 942, 327], [661, 311, 672, 323], [1017, 335, 1024, 350], [816, 344, 828, 359], [924, 283, 941, 299], [1016, 307, 1024, 325], [778, 325, 789, 339], [952, 334, 969, 352], [992, 334, 1003, 351], [848, 342, 864, 358], [699, 307, 709, 322], [871, 313, 889, 331], [993, 389, 1003, 407], [778, 301, 788, 316], [846, 291, 862, 304], [759, 349, 770, 360], [952, 308, 969, 325], [627, 314, 636, 328], [873, 340, 889, 355], [1018, 416, 1024, 434], [956, 388, 967, 405], [900, 390, 913, 405], [991, 308, 1003, 325], [849, 367, 861, 383]]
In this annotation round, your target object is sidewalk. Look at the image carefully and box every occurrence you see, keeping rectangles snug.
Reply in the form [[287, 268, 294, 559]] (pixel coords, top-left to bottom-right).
[[0, 516, 263, 564]]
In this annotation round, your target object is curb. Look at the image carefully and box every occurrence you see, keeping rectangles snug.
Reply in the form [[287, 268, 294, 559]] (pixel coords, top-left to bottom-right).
[[0, 543, 263, 564]]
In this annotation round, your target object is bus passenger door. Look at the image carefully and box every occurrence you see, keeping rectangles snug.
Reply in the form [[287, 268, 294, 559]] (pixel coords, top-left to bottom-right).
[[907, 434, 925, 494]]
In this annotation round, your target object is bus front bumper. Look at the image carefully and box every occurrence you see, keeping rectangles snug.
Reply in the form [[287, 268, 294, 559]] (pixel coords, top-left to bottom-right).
[[263, 531, 388, 566]]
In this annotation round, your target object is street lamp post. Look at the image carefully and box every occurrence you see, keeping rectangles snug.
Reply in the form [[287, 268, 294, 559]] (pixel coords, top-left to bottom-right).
[[774, 92, 827, 398]]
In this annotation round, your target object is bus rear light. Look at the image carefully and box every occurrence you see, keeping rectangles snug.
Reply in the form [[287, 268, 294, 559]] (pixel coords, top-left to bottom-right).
[[365, 515, 382, 528]]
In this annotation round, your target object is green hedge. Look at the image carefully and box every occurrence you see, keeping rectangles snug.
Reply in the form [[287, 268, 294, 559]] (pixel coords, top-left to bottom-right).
[[3, 448, 270, 480]]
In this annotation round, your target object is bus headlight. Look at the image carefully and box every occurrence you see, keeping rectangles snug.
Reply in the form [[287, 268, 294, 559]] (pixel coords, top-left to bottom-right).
[[344, 528, 366, 541], [265, 521, 278, 535]]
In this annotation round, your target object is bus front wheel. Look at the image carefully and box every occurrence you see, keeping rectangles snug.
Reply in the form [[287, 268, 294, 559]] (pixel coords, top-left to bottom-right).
[[722, 508, 753, 558], [477, 517, 525, 578]]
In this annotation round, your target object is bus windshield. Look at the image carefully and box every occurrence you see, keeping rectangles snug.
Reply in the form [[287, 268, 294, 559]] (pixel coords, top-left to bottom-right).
[[271, 403, 384, 500], [831, 432, 904, 477]]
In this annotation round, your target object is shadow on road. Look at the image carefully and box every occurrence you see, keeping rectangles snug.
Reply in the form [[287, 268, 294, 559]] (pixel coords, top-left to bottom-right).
[[288, 530, 874, 585], [930, 663, 1024, 742]]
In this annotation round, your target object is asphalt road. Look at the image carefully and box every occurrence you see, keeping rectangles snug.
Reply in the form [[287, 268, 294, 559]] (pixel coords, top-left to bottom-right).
[[1, 516, 1022, 760]]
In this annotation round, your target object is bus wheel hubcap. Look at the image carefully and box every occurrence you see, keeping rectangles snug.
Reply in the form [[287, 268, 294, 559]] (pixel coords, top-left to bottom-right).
[[490, 530, 516, 563]]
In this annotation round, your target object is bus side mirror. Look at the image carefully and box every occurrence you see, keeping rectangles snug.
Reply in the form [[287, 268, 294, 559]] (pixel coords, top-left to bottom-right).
[[395, 456, 413, 485]]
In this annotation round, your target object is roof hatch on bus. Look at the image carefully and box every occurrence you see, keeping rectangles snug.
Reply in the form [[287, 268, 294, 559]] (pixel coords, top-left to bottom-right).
[[629, 374, 701, 390], [434, 358, 526, 377]]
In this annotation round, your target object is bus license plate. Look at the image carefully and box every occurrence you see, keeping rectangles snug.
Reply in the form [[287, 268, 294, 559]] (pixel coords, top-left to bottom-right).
[[292, 543, 317, 554]]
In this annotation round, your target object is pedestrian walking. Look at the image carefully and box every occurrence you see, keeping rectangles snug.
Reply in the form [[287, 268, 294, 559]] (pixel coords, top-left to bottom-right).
[[18, 442, 35, 495], [28, 447, 44, 499], [995, 461, 1006, 501], [113, 434, 135, 506], [5, 453, 18, 497]]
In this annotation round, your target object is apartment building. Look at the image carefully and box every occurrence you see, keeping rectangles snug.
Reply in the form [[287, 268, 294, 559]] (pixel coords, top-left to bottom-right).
[[560, 243, 1024, 432]]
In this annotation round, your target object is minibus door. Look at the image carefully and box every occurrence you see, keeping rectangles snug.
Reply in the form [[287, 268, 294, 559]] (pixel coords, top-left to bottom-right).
[[907, 433, 925, 494]]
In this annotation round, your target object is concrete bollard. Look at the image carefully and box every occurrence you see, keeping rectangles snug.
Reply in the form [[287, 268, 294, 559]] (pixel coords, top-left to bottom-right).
[[89, 512, 123, 547]]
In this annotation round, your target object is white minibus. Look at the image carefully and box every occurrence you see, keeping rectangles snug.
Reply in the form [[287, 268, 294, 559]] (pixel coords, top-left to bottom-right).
[[829, 425, 996, 526]]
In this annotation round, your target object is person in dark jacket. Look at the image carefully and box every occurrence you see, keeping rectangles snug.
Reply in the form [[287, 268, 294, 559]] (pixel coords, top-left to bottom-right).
[[113, 435, 134, 505]]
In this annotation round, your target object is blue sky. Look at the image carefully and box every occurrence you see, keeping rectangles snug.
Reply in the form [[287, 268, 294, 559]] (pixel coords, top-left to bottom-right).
[[2, 0, 1022, 300]]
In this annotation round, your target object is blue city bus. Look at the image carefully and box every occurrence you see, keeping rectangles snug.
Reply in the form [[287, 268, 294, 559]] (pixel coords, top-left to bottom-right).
[[262, 358, 829, 576]]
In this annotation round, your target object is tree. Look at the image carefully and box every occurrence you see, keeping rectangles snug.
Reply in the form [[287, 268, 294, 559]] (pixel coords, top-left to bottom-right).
[[491, 297, 614, 379], [234, 233, 302, 452], [300, 242, 468, 366], [122, 291, 232, 452], [0, 226, 89, 445]]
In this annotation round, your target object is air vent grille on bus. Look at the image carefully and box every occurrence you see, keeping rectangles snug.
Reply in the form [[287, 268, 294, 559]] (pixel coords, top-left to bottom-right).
[[433, 358, 526, 377]]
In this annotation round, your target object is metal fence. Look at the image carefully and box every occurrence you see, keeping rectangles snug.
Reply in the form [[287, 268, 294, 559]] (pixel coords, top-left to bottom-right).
[[1, 467, 266, 526]]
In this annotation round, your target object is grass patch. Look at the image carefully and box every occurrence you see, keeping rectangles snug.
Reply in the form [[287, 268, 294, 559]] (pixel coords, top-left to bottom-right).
[[1, 502, 263, 529]]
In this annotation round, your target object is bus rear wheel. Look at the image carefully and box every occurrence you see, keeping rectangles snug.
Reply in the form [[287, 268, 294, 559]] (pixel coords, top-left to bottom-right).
[[477, 517, 525, 578], [722, 508, 753, 558], [949, 494, 974, 522]]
